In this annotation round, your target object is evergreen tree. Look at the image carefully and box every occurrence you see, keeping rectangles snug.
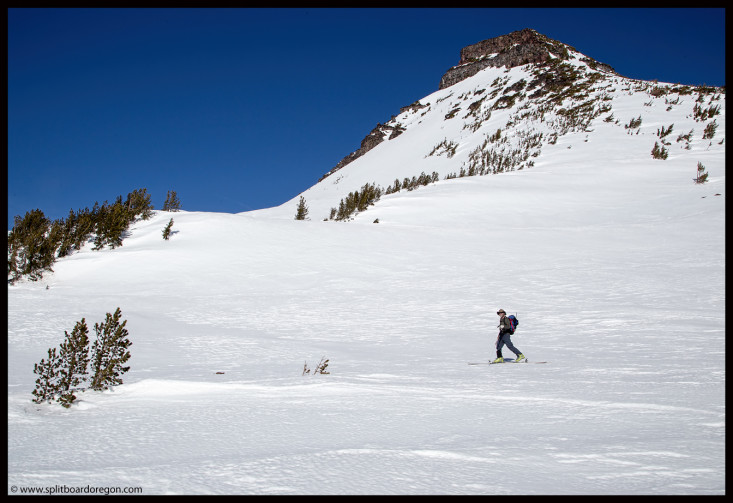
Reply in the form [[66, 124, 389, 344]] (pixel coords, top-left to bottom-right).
[[163, 190, 182, 212], [331, 182, 383, 221], [93, 201, 130, 250], [295, 196, 309, 220], [9, 187, 154, 283], [162, 218, 174, 240], [126, 188, 154, 221], [90, 308, 132, 391], [32, 347, 62, 404], [56, 319, 90, 408], [8, 246, 20, 283], [56, 209, 78, 258], [7, 209, 56, 283], [67, 206, 94, 252]]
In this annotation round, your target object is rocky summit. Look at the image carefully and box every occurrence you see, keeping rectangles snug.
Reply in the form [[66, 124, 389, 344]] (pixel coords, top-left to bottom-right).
[[439, 28, 616, 90]]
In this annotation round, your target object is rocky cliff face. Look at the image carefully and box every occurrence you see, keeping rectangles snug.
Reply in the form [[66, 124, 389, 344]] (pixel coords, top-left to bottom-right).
[[439, 28, 615, 90]]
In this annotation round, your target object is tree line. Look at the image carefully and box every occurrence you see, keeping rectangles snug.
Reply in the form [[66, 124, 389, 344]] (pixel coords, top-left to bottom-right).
[[8, 189, 181, 284]]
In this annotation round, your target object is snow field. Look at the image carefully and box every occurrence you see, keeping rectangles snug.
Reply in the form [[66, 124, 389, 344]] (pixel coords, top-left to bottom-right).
[[8, 156, 724, 493], [7, 58, 724, 494]]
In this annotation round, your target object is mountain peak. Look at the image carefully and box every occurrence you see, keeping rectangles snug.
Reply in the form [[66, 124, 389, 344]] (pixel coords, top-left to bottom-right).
[[439, 28, 616, 89]]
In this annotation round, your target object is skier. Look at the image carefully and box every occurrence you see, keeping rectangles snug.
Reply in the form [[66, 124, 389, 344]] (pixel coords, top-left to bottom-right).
[[492, 309, 525, 363]]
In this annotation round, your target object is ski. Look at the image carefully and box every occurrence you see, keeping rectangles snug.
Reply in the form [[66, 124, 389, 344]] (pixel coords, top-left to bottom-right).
[[468, 361, 548, 365]]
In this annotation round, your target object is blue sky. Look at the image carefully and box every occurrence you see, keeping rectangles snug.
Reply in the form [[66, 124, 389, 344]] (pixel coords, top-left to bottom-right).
[[7, 8, 726, 229]]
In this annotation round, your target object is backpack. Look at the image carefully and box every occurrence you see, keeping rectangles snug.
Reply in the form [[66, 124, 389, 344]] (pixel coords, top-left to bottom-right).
[[507, 315, 519, 334]]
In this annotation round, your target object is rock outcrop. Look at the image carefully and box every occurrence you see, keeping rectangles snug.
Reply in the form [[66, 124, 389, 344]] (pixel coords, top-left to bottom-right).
[[439, 28, 615, 89]]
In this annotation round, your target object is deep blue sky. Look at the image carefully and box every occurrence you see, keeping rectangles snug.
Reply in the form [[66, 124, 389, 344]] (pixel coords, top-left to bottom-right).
[[8, 8, 726, 228]]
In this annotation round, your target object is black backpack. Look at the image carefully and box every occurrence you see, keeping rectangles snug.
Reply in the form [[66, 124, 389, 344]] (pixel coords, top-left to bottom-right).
[[507, 315, 519, 334]]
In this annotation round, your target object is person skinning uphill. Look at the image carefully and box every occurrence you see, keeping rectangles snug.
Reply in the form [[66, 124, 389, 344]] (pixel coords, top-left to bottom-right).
[[492, 309, 525, 363]]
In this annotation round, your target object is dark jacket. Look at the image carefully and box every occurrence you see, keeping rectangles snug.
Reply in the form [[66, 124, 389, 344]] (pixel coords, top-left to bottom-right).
[[498, 315, 513, 335]]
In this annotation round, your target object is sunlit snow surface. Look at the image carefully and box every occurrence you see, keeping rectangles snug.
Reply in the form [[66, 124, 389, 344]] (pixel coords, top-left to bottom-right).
[[8, 62, 724, 494]]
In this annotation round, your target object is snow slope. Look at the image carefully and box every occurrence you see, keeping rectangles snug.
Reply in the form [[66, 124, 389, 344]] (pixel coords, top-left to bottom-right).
[[7, 53, 725, 495]]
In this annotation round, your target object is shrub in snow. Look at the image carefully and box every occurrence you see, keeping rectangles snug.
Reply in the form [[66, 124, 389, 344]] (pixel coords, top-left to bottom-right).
[[695, 162, 709, 184], [302, 357, 330, 376]]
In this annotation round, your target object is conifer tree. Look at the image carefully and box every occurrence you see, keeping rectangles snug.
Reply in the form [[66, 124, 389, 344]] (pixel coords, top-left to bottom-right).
[[32, 347, 62, 404], [7, 209, 56, 283], [90, 308, 132, 391], [126, 188, 154, 221], [56, 209, 78, 258], [162, 218, 174, 240], [56, 319, 90, 408], [295, 196, 309, 220], [163, 190, 182, 212]]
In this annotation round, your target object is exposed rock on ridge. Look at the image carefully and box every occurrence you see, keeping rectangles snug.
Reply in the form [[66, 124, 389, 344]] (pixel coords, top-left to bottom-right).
[[439, 28, 616, 90]]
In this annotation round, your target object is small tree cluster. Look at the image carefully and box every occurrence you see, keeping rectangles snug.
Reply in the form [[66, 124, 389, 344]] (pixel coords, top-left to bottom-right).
[[329, 182, 383, 221], [625, 115, 643, 130], [702, 121, 718, 140], [676, 129, 694, 143], [384, 172, 439, 195], [427, 138, 458, 158], [162, 190, 182, 212], [32, 308, 131, 408], [8, 189, 154, 284], [693, 103, 721, 122], [7, 209, 59, 282], [657, 123, 674, 139], [694, 162, 709, 184], [649, 86, 668, 97], [651, 142, 669, 160]]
